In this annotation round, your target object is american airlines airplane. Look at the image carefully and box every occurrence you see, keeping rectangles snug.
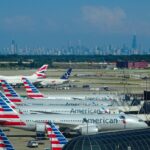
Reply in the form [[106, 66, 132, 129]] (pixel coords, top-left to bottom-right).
[[0, 79, 113, 106], [0, 94, 147, 135], [0, 64, 48, 86], [19, 105, 110, 115], [0, 91, 110, 115], [22, 77, 118, 101], [38, 68, 72, 87]]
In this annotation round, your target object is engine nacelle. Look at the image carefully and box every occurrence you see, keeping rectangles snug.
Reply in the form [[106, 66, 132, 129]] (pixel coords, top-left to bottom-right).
[[36, 123, 46, 132], [79, 125, 99, 135]]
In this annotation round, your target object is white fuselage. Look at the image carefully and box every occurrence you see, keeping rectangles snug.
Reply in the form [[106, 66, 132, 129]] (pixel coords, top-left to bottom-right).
[[0, 75, 37, 85], [4, 114, 147, 132], [18, 105, 109, 115], [37, 78, 69, 86], [40, 94, 120, 101], [21, 98, 113, 106]]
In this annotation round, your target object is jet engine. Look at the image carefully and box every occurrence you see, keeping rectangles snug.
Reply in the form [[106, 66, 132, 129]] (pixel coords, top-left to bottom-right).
[[79, 125, 99, 135], [36, 123, 46, 132]]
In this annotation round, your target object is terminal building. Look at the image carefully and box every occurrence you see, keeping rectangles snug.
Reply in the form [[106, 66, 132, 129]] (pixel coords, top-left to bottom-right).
[[116, 61, 148, 69], [63, 128, 150, 150]]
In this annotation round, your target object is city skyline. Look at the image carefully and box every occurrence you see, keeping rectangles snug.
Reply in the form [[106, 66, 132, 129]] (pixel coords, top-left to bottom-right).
[[0, 1, 150, 49], [1, 34, 150, 55]]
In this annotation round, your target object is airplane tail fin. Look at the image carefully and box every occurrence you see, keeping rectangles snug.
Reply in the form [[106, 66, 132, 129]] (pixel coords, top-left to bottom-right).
[[32, 64, 48, 79], [0, 80, 23, 104], [60, 68, 72, 80], [46, 122, 68, 150], [0, 129, 15, 150], [22, 77, 45, 99], [0, 91, 16, 109], [0, 91, 25, 126]]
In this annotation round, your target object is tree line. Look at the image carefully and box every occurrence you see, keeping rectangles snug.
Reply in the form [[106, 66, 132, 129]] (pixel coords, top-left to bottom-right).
[[0, 55, 150, 69]]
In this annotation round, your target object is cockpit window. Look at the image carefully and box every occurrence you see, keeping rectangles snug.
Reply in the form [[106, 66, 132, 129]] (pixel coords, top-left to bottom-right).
[[138, 119, 144, 122], [119, 115, 125, 119]]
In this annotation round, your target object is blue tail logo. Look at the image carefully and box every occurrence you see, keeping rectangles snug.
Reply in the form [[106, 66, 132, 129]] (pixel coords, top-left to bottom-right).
[[60, 68, 72, 80]]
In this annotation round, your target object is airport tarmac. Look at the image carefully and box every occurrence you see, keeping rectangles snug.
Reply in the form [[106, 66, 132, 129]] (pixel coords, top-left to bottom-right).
[[0, 68, 149, 95], [0, 68, 149, 149], [3, 127, 51, 150]]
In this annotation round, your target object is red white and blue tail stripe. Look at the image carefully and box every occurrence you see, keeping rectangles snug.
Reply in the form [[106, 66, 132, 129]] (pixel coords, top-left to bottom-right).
[[0, 92, 25, 126], [46, 122, 68, 150], [0, 129, 15, 150], [0, 92, 16, 109], [34, 64, 48, 79], [0, 80, 22, 104], [22, 77, 44, 99]]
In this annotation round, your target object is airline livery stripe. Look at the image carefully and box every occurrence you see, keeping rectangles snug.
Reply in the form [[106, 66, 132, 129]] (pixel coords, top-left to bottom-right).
[[47, 128, 52, 131], [24, 86, 33, 88], [0, 143, 5, 147], [47, 133, 65, 138], [51, 148, 62, 150], [4, 94, 13, 97], [10, 99, 22, 103], [0, 114, 20, 118], [3, 90, 10, 92], [1, 85, 7, 87], [51, 141, 61, 144], [28, 95, 44, 98], [26, 91, 39, 93], [0, 122, 26, 126]]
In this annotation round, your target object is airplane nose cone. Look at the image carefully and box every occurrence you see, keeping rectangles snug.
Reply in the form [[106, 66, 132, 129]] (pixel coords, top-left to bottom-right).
[[141, 122, 148, 128], [126, 117, 148, 129], [136, 121, 148, 129]]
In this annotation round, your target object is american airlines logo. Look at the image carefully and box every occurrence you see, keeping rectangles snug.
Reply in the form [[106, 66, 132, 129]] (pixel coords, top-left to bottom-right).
[[83, 118, 118, 124], [70, 108, 104, 114]]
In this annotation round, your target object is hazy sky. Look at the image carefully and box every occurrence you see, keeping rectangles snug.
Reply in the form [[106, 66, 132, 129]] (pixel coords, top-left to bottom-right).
[[0, 0, 150, 48]]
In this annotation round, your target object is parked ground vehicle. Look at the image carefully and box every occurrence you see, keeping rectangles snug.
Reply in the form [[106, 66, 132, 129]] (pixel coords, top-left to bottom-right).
[[27, 140, 38, 148]]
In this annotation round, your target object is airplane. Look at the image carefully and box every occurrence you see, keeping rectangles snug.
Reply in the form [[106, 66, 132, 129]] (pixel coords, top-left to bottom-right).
[[19, 105, 110, 115], [0, 79, 113, 106], [1, 79, 142, 115], [0, 90, 110, 115], [0, 129, 15, 150], [37, 68, 72, 87], [0, 94, 147, 135], [46, 122, 68, 150], [1, 88, 141, 116], [22, 77, 118, 101], [0, 64, 48, 86]]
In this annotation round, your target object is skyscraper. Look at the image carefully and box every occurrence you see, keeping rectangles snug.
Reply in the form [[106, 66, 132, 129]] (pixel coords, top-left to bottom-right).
[[130, 34, 137, 54], [132, 34, 137, 49], [10, 40, 17, 54]]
